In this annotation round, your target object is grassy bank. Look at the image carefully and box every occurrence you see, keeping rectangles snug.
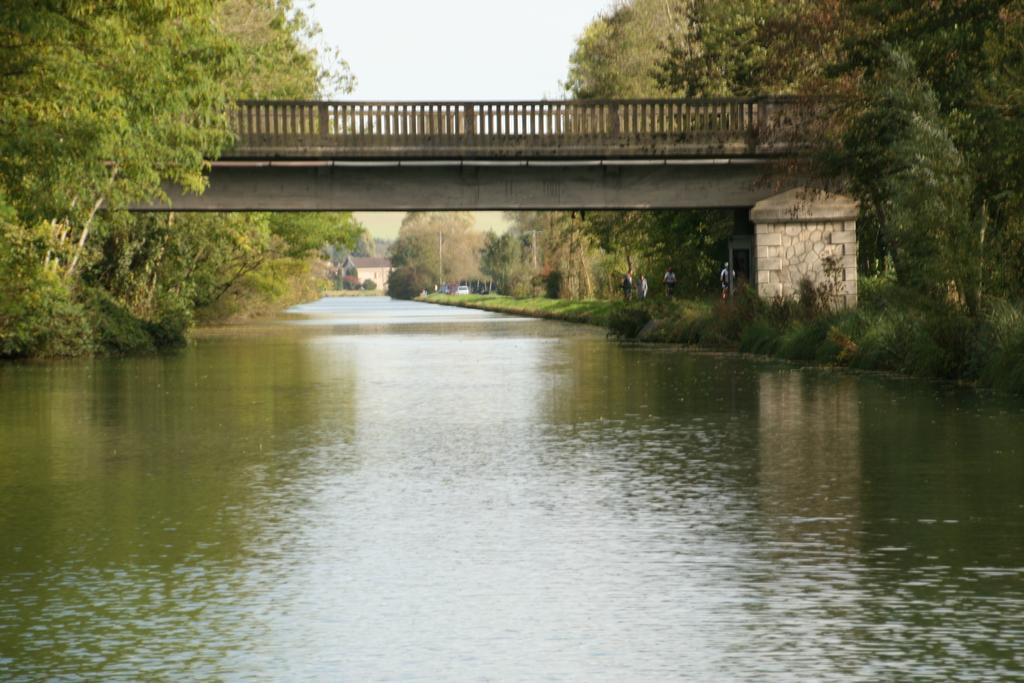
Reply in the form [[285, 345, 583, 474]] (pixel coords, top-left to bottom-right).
[[423, 294, 618, 327], [322, 289, 386, 297], [423, 280, 1024, 395]]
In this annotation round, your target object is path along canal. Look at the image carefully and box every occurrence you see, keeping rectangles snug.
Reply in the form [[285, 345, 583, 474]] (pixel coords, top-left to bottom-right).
[[1, 297, 1022, 681]]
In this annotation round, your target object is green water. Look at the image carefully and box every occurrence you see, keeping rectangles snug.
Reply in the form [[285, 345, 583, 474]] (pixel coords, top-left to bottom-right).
[[1, 297, 1022, 681]]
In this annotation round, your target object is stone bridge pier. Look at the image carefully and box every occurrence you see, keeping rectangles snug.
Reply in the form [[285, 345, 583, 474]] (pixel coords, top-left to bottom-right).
[[747, 188, 860, 307]]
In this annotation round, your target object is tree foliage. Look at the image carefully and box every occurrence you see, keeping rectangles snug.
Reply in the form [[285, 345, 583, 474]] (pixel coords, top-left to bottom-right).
[[563, 0, 1024, 316], [565, 0, 681, 99], [821, 0, 1024, 310], [480, 232, 533, 296], [389, 212, 484, 285], [0, 1, 360, 356]]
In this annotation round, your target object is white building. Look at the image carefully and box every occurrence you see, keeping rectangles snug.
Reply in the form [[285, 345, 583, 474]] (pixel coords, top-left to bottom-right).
[[343, 256, 392, 291]]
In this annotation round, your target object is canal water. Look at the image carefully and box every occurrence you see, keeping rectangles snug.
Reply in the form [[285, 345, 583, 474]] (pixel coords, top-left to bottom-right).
[[1, 297, 1022, 681]]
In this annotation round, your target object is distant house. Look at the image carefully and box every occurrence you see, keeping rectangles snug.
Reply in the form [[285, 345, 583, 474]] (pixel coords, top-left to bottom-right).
[[342, 256, 392, 290]]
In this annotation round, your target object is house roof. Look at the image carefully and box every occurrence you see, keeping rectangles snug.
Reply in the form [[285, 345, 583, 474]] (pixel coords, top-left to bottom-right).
[[348, 257, 391, 268]]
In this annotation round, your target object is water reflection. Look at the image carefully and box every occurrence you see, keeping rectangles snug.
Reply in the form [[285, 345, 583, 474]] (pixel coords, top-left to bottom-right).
[[1, 298, 1022, 681], [757, 371, 863, 542]]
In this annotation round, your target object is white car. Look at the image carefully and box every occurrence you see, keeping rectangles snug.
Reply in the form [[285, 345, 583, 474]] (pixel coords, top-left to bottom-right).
[[455, 285, 471, 295]]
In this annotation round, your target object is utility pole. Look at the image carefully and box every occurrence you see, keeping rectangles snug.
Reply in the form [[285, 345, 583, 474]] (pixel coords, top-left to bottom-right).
[[438, 230, 444, 286]]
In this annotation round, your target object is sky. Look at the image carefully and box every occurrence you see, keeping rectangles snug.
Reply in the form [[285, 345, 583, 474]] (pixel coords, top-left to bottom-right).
[[307, 0, 612, 239]]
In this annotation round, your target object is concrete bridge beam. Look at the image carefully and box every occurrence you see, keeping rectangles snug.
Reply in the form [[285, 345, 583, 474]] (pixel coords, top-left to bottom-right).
[[749, 188, 860, 308], [140, 160, 790, 212]]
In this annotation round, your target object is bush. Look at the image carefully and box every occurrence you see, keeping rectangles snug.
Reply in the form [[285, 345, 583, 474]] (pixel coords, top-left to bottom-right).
[[739, 319, 782, 355], [387, 265, 432, 300], [0, 232, 95, 357], [545, 271, 563, 299], [510, 277, 534, 298], [777, 319, 832, 362], [362, 279, 378, 291], [608, 306, 652, 339], [145, 294, 192, 349], [978, 300, 1024, 393], [0, 283, 94, 358], [84, 289, 154, 354], [710, 284, 764, 342]]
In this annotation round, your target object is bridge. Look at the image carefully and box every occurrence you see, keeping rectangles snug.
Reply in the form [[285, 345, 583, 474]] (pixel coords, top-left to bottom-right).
[[224, 97, 803, 160], [146, 97, 812, 213], [141, 97, 859, 306]]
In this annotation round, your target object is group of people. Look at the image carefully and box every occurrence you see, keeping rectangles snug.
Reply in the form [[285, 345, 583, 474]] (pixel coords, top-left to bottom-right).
[[620, 271, 648, 300], [621, 263, 736, 301], [621, 268, 677, 300]]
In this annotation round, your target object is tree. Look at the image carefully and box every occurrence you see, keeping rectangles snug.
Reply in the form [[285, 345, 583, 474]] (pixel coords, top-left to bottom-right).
[[565, 0, 684, 99], [387, 266, 432, 300], [821, 0, 1024, 309], [480, 232, 533, 296], [389, 212, 483, 284], [0, 1, 361, 355], [657, 0, 842, 97]]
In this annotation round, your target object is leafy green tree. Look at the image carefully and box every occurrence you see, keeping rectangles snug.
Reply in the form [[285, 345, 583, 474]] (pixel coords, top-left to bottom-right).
[[389, 212, 483, 285], [0, 1, 361, 355], [504, 211, 599, 299], [822, 0, 1024, 310], [657, 0, 841, 97], [480, 232, 533, 296], [387, 266, 432, 300], [0, 1, 235, 278], [565, 0, 682, 99]]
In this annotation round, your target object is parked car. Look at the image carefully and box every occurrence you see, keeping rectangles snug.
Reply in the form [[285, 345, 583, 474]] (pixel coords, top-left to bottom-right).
[[455, 285, 470, 295]]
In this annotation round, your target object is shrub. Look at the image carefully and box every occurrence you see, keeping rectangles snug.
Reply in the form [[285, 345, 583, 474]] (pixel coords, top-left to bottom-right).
[[145, 294, 192, 349], [608, 306, 652, 339], [711, 283, 763, 342], [387, 265, 432, 299], [777, 319, 831, 361], [362, 279, 378, 291], [739, 319, 782, 355], [797, 277, 819, 317], [0, 283, 94, 358], [0, 230, 94, 358], [545, 271, 563, 299], [84, 289, 154, 354], [978, 300, 1024, 393]]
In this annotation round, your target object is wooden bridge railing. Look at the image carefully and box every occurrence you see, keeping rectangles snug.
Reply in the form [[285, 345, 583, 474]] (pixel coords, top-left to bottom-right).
[[225, 97, 809, 160]]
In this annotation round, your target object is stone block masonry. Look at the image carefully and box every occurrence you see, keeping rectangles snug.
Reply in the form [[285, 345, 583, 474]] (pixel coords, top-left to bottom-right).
[[749, 188, 860, 308]]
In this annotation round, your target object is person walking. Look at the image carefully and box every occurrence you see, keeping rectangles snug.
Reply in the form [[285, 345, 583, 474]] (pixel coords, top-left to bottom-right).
[[663, 268, 677, 297], [638, 274, 649, 300], [622, 271, 634, 301], [720, 262, 734, 300]]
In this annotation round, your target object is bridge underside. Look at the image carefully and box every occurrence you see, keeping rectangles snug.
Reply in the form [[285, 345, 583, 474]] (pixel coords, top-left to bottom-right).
[[140, 160, 790, 212]]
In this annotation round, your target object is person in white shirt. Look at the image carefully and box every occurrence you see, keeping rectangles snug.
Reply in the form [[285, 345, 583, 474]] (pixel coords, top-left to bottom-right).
[[663, 268, 677, 297]]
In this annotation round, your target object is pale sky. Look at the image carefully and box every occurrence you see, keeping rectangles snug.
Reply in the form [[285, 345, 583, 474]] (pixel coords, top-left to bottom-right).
[[307, 0, 612, 239]]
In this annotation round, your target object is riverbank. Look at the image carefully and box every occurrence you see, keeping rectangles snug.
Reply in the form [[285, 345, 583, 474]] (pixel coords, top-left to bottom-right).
[[424, 294, 619, 327], [423, 279, 1024, 394], [322, 289, 386, 297], [0, 258, 332, 359]]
